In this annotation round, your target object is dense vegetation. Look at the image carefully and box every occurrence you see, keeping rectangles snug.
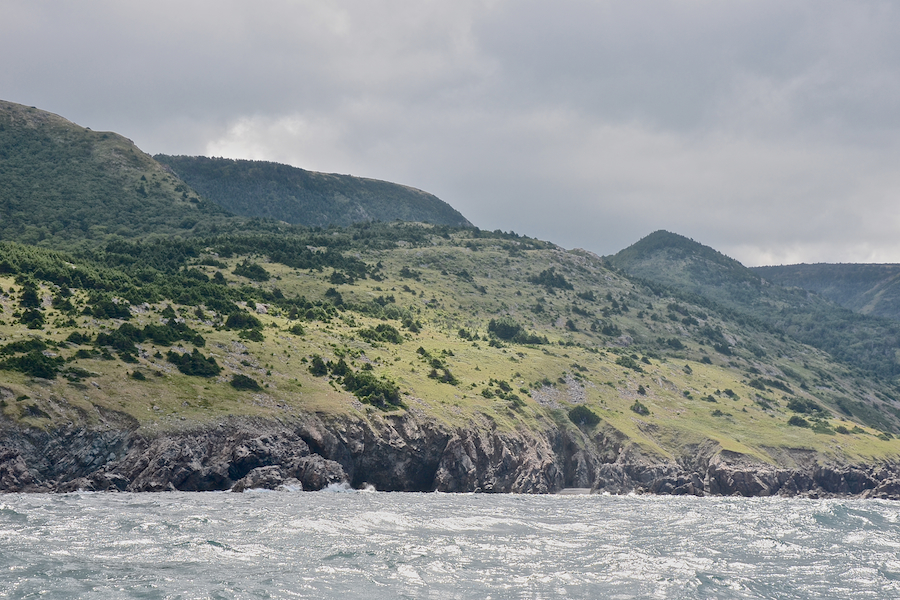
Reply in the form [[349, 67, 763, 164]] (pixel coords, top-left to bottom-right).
[[155, 155, 472, 228]]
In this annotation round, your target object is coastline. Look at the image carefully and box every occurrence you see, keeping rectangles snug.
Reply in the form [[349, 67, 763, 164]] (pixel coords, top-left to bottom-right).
[[2, 411, 899, 499]]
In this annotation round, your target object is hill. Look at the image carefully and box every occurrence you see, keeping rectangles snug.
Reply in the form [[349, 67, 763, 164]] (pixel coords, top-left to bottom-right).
[[1, 104, 899, 497], [754, 263, 900, 321], [1, 223, 899, 495], [0, 101, 232, 249], [607, 230, 900, 382], [154, 155, 472, 228]]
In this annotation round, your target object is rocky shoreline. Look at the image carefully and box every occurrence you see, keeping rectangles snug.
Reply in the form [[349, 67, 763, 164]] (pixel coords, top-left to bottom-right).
[[2, 410, 900, 499]]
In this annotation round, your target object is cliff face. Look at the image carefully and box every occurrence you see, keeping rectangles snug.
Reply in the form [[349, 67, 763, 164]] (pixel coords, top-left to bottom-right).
[[2, 412, 900, 499]]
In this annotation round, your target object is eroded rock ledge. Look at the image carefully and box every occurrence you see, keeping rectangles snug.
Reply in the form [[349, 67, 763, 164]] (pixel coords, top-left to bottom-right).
[[1, 411, 899, 499]]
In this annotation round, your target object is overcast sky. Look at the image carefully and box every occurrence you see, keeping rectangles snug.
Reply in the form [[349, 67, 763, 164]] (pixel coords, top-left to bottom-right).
[[4, 0, 900, 266]]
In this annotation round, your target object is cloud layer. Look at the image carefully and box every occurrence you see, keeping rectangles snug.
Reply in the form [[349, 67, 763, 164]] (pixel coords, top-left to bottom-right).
[[4, 0, 900, 265]]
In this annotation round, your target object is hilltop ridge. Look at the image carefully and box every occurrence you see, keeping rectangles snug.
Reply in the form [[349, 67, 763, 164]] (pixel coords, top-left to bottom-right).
[[154, 155, 472, 229]]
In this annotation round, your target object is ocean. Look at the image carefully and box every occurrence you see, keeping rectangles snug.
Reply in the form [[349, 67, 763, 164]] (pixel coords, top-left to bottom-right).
[[1, 489, 898, 599]]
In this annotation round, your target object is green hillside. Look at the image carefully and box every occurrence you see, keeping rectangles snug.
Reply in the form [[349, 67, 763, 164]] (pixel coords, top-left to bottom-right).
[[754, 263, 900, 321], [2, 223, 898, 465], [0, 101, 232, 249], [1, 103, 899, 493], [607, 230, 900, 381], [154, 155, 472, 228]]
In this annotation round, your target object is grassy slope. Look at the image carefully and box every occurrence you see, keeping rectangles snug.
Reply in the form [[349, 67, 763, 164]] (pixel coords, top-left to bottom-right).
[[2, 228, 898, 468], [154, 155, 473, 228]]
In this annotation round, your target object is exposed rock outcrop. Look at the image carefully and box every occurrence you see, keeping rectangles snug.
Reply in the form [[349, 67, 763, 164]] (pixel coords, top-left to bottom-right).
[[232, 466, 302, 492], [1, 409, 899, 499]]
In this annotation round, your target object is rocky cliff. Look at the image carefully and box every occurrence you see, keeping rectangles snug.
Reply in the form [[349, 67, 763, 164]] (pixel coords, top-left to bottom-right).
[[2, 411, 899, 499]]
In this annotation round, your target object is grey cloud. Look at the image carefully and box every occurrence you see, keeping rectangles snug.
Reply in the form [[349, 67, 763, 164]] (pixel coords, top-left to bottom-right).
[[3, 0, 900, 265]]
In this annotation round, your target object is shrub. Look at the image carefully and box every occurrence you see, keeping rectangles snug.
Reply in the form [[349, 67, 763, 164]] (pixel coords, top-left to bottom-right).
[[601, 323, 621, 337], [488, 317, 521, 340], [358, 323, 403, 344], [20, 308, 44, 329], [529, 267, 573, 290], [398, 266, 421, 280], [233, 260, 270, 282], [239, 329, 265, 342], [18, 283, 41, 309], [343, 370, 401, 407], [0, 350, 64, 379], [748, 379, 766, 391], [786, 397, 824, 415], [94, 331, 138, 355], [1, 338, 48, 355], [788, 415, 810, 428], [64, 366, 91, 381], [630, 400, 650, 416], [224, 311, 262, 330], [329, 271, 351, 285], [749, 377, 792, 393], [487, 317, 547, 345], [308, 355, 328, 376], [166, 349, 221, 377], [66, 331, 92, 345], [812, 421, 835, 435], [327, 358, 351, 377], [90, 299, 132, 320], [325, 287, 343, 305], [616, 355, 643, 373], [230, 374, 261, 391], [666, 338, 685, 350], [713, 343, 732, 356], [428, 368, 459, 385], [568, 405, 601, 427]]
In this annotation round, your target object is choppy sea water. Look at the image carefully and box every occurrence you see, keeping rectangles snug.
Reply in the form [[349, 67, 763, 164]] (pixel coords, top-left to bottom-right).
[[1, 490, 899, 599]]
